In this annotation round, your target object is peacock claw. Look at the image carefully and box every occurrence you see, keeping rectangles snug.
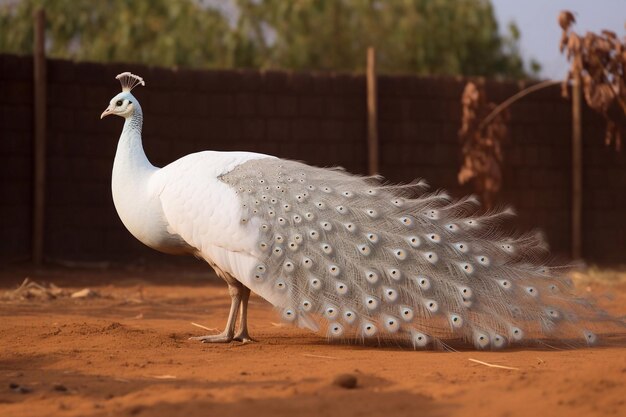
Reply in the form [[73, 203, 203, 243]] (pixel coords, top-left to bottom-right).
[[189, 333, 233, 343], [233, 334, 257, 344]]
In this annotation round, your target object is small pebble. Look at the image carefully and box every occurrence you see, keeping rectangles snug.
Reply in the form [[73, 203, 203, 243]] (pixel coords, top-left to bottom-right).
[[9, 383, 32, 394], [333, 373, 357, 389], [53, 384, 68, 392]]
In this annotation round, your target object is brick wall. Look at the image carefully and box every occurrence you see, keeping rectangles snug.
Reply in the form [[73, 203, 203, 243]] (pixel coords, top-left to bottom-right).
[[1, 54, 624, 265]]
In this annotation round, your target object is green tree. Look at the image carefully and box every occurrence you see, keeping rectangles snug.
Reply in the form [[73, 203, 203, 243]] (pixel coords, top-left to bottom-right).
[[234, 0, 532, 77], [0, 0, 536, 78], [0, 0, 233, 68]]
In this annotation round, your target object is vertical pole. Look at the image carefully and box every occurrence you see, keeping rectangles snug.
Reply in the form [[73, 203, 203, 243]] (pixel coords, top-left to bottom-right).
[[366, 47, 379, 175], [571, 72, 583, 259], [32, 8, 47, 265]]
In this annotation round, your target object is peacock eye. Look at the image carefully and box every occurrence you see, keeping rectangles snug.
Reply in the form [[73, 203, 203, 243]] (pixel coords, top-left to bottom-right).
[[116, 100, 123, 106]]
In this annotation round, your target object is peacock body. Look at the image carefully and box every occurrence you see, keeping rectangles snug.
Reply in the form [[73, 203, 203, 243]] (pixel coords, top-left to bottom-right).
[[101, 72, 619, 349]]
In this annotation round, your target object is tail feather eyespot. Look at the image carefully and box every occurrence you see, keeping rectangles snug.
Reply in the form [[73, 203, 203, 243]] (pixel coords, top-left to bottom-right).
[[465, 219, 478, 227], [412, 331, 430, 348], [492, 334, 507, 349], [283, 260, 295, 273], [498, 279, 512, 290], [383, 287, 398, 303], [423, 251, 438, 264], [406, 236, 421, 248], [525, 286, 538, 297], [282, 309, 297, 322], [365, 270, 379, 285], [328, 322, 344, 337], [383, 315, 401, 333], [321, 243, 333, 255], [364, 295, 379, 310], [476, 255, 490, 266], [546, 308, 561, 320], [458, 286, 473, 299], [320, 221, 332, 231], [328, 264, 341, 277], [424, 299, 439, 313], [427, 233, 441, 244], [400, 306, 414, 322], [365, 208, 379, 218], [309, 277, 322, 290], [416, 276, 431, 290], [387, 268, 402, 281], [449, 314, 463, 329], [399, 216, 414, 227], [343, 310, 357, 324], [325, 305, 338, 319], [357, 244, 371, 256], [583, 330, 597, 345], [392, 249, 407, 261], [366, 233, 379, 245], [362, 322, 377, 337], [474, 331, 490, 349], [510, 327, 524, 341], [454, 242, 469, 253], [335, 281, 348, 295]]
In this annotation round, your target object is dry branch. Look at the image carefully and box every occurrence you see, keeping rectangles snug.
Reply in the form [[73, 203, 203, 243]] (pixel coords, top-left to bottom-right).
[[458, 81, 509, 209], [560, 10, 626, 150]]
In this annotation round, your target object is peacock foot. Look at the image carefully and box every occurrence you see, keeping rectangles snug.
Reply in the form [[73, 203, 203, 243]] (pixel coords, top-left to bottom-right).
[[233, 331, 257, 344], [189, 332, 233, 343]]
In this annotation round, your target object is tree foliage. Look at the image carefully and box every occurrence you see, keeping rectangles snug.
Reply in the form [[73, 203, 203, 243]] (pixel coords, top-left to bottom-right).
[[0, 0, 534, 77], [0, 0, 233, 68]]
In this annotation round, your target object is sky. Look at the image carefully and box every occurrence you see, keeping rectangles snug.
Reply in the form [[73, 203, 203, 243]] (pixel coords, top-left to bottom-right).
[[491, 0, 626, 80]]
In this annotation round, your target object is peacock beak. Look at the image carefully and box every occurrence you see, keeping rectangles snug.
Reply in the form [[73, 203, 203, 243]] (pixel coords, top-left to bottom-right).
[[100, 107, 114, 119]]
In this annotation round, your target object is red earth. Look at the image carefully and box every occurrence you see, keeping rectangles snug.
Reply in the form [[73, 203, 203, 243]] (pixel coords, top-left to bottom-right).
[[0, 264, 624, 417]]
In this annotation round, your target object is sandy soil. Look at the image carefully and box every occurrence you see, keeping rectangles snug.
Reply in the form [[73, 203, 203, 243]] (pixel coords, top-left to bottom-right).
[[0, 265, 624, 417]]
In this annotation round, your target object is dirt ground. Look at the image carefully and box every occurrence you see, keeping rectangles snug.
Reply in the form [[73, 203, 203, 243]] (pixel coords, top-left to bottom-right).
[[0, 264, 624, 417]]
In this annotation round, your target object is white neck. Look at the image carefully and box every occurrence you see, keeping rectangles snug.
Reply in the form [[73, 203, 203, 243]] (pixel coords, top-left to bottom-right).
[[112, 108, 156, 183], [111, 108, 161, 242]]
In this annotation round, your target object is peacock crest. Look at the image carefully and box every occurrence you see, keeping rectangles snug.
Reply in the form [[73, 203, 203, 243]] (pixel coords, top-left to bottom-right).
[[115, 72, 145, 92]]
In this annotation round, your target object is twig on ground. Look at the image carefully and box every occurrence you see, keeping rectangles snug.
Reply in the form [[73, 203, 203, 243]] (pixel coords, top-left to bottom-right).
[[303, 354, 339, 360], [468, 358, 519, 370], [190, 322, 217, 332]]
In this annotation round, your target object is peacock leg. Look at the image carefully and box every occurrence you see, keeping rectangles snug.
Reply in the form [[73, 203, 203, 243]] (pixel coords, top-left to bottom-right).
[[189, 278, 243, 343], [233, 286, 256, 343]]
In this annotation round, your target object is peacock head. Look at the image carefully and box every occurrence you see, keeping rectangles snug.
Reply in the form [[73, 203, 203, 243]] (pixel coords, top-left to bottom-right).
[[100, 72, 145, 119]]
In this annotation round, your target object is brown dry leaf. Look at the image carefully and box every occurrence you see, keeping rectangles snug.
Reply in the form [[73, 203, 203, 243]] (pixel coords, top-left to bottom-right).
[[457, 82, 508, 209], [560, 11, 626, 150], [558, 10, 576, 31]]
